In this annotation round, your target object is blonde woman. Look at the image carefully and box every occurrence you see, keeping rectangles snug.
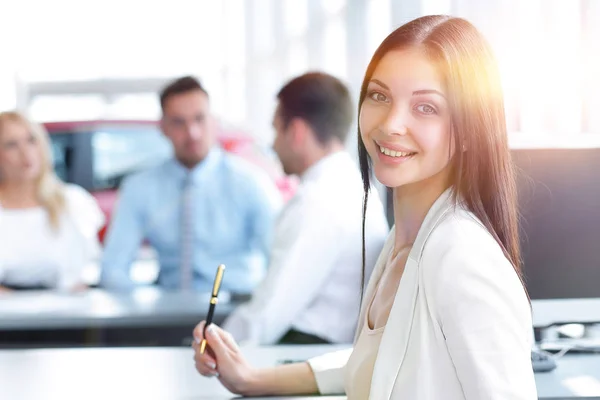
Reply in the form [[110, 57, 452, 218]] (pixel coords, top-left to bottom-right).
[[0, 111, 104, 293]]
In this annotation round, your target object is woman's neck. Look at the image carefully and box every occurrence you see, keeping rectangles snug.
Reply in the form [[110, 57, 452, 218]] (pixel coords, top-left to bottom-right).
[[392, 171, 451, 254], [0, 181, 39, 208]]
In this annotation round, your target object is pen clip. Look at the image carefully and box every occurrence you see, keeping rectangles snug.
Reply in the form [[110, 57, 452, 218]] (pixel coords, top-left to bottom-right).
[[211, 264, 225, 298]]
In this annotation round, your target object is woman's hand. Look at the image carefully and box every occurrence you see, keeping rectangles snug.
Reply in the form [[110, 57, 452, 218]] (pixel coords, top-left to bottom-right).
[[192, 321, 257, 396], [0, 285, 12, 294], [70, 283, 88, 293], [192, 321, 320, 397]]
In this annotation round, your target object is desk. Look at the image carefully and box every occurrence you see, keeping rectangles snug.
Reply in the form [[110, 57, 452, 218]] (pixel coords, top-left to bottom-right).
[[2, 293, 591, 332], [0, 288, 240, 348], [532, 299, 600, 329], [0, 287, 236, 331], [0, 344, 345, 400], [0, 344, 598, 399]]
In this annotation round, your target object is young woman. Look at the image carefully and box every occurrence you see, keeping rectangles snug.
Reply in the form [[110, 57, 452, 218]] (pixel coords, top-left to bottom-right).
[[0, 111, 104, 292], [192, 15, 537, 399]]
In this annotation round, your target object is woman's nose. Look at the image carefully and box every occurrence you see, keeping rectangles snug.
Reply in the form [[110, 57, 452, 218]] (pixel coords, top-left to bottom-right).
[[380, 108, 409, 136]]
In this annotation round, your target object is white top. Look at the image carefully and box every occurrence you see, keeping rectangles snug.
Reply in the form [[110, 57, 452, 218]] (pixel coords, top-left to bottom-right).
[[344, 290, 386, 399], [308, 189, 538, 399], [223, 151, 390, 344], [0, 184, 104, 291]]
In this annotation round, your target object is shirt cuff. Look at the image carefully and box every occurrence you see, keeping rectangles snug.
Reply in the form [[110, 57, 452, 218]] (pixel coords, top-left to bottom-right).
[[307, 348, 352, 395]]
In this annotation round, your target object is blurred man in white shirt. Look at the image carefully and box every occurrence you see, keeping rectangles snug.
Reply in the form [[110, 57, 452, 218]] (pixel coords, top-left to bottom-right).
[[223, 72, 389, 345]]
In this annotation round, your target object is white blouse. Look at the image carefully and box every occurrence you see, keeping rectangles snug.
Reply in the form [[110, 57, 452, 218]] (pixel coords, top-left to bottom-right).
[[0, 184, 104, 291], [344, 303, 385, 399]]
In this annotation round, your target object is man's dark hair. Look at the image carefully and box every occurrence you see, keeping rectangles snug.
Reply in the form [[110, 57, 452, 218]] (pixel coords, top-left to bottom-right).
[[160, 76, 208, 111], [277, 72, 353, 145]]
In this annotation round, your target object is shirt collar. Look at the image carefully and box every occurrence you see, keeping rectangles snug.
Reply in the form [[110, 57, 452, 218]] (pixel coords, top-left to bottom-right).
[[169, 147, 223, 185]]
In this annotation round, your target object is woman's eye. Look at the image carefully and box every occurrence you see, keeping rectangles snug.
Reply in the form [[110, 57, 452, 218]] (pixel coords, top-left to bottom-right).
[[369, 91, 389, 103], [416, 104, 437, 115]]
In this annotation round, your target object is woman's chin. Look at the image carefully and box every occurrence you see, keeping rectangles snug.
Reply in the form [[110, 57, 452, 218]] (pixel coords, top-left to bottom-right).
[[372, 172, 408, 189], [369, 163, 402, 186], [17, 170, 41, 183]]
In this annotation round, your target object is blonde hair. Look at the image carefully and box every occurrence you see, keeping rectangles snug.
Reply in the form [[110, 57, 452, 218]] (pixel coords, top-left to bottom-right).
[[0, 111, 66, 229]]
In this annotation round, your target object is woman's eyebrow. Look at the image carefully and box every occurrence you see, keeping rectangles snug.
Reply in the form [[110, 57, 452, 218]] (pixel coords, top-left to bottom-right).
[[369, 79, 446, 101], [412, 89, 446, 99], [369, 79, 389, 90]]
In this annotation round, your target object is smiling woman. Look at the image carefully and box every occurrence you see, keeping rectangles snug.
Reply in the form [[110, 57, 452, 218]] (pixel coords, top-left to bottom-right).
[[359, 49, 453, 187], [191, 15, 536, 400]]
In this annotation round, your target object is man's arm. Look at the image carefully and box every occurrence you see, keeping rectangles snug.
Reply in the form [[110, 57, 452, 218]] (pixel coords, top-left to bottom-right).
[[100, 177, 146, 291], [225, 198, 345, 345]]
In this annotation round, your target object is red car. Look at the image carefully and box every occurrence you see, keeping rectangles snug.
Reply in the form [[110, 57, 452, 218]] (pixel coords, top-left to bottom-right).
[[44, 120, 296, 242]]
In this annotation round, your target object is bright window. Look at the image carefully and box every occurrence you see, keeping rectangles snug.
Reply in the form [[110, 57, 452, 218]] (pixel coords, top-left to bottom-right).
[[322, 0, 346, 15], [284, 0, 308, 37], [30, 95, 105, 121], [323, 17, 347, 79], [287, 40, 309, 77], [366, 0, 392, 56], [252, 0, 275, 55]]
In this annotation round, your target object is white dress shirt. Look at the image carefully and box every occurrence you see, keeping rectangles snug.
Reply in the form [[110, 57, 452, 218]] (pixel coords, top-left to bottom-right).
[[309, 189, 537, 399], [0, 184, 104, 291], [223, 151, 389, 344]]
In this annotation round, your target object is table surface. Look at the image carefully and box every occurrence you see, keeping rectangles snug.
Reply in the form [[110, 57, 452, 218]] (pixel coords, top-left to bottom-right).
[[1, 288, 599, 332], [0, 344, 599, 400], [532, 298, 600, 328], [0, 287, 237, 330]]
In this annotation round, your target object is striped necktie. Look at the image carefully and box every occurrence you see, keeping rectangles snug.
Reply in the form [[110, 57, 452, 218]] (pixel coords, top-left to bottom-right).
[[180, 173, 194, 290]]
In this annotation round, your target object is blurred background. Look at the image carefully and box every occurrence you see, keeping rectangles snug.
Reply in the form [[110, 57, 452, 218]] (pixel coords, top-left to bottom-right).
[[1, 0, 600, 350], [1, 0, 599, 143], [2, 0, 598, 241]]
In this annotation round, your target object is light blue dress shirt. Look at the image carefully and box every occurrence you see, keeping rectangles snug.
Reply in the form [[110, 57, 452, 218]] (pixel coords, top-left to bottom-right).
[[100, 148, 282, 293]]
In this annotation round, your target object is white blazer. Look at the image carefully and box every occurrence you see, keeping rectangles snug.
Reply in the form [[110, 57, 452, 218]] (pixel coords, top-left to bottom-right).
[[308, 189, 537, 399]]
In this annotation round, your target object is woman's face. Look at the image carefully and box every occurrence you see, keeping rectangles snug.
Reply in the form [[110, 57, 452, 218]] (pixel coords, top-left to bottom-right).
[[360, 47, 455, 189], [0, 120, 43, 183]]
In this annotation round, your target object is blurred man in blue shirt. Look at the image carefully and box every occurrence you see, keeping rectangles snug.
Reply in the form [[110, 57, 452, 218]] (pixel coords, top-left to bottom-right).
[[101, 76, 282, 293]]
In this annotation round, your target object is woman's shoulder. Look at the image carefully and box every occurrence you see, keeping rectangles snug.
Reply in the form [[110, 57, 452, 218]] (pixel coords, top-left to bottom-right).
[[63, 184, 96, 207], [420, 206, 522, 295], [418, 205, 532, 351], [420, 206, 512, 276], [62, 184, 105, 230], [428, 206, 501, 257]]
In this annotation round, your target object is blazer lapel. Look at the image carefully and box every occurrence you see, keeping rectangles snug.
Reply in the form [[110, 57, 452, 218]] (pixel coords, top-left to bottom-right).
[[369, 188, 455, 399]]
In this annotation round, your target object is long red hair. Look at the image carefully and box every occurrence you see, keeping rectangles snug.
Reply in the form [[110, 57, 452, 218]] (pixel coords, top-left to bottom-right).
[[358, 16, 526, 295]]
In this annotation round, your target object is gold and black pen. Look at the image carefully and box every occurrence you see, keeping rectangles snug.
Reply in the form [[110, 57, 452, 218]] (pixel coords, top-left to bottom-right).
[[200, 263, 226, 354]]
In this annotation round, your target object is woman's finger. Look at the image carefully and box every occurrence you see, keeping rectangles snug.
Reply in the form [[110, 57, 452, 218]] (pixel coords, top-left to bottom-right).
[[220, 329, 239, 351], [192, 341, 217, 368], [193, 339, 219, 377], [204, 324, 232, 360], [205, 324, 238, 350], [194, 360, 219, 377], [193, 349, 217, 368], [193, 321, 207, 342]]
